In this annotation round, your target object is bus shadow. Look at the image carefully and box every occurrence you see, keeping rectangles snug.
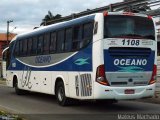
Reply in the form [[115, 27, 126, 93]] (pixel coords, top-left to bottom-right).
[[10, 91, 146, 113]]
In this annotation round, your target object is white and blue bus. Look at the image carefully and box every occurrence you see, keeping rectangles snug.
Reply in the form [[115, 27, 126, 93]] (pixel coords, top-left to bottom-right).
[[6, 12, 157, 106]]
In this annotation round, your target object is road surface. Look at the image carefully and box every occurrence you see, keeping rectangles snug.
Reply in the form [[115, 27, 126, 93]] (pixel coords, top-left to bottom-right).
[[0, 85, 160, 120]]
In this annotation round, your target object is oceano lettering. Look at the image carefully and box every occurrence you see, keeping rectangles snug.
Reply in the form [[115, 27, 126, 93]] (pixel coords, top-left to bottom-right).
[[114, 59, 147, 66], [35, 56, 51, 64]]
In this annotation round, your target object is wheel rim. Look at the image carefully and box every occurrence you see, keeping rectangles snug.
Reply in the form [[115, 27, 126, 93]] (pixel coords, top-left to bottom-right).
[[58, 87, 64, 102]]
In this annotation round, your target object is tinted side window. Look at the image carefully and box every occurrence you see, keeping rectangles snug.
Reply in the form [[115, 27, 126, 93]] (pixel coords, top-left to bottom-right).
[[7, 42, 14, 68], [57, 30, 65, 52], [82, 23, 93, 47], [28, 38, 32, 56], [31, 37, 37, 55], [2, 50, 7, 60], [23, 39, 27, 56], [14, 41, 19, 57], [19, 40, 23, 56], [37, 35, 44, 54], [72, 26, 82, 50], [158, 42, 160, 56], [44, 33, 50, 54], [65, 28, 72, 52], [50, 32, 56, 53], [83, 23, 93, 39]]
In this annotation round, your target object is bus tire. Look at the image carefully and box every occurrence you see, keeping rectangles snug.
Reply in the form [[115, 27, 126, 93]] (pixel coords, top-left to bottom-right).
[[14, 79, 26, 95], [55, 81, 71, 106]]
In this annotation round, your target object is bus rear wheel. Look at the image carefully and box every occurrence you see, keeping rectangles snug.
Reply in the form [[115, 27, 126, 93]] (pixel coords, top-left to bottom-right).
[[55, 81, 72, 106], [96, 99, 118, 105]]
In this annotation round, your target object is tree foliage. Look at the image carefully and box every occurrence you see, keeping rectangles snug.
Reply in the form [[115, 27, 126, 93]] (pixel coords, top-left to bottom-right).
[[40, 11, 62, 26]]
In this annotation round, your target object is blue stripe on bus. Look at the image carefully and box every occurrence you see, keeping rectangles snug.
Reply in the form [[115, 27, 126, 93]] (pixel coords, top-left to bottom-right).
[[8, 44, 93, 72]]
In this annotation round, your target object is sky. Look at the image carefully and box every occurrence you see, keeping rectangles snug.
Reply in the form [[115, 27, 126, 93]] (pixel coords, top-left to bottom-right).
[[0, 0, 123, 34]]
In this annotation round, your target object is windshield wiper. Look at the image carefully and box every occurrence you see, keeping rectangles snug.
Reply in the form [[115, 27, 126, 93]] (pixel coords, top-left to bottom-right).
[[112, 34, 144, 38], [143, 35, 155, 40]]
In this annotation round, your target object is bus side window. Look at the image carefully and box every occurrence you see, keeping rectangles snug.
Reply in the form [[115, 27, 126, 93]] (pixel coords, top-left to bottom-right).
[[28, 38, 32, 56], [23, 39, 28, 56], [72, 25, 82, 50], [81, 22, 93, 48], [50, 32, 56, 53], [14, 41, 19, 57], [57, 30, 65, 53], [65, 28, 72, 52], [158, 42, 160, 56], [37, 35, 44, 55], [7, 42, 14, 69], [44, 33, 50, 54], [31, 37, 38, 55], [19, 40, 23, 56], [2, 51, 6, 61]]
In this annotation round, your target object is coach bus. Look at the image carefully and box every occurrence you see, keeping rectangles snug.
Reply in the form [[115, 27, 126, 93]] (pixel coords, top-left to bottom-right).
[[6, 12, 157, 106]]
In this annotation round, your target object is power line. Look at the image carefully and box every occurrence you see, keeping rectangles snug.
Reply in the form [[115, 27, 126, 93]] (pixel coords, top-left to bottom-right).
[[44, 0, 160, 26]]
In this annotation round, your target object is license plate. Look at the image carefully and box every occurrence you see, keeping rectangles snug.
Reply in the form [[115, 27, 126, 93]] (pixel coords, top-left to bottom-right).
[[124, 89, 135, 94]]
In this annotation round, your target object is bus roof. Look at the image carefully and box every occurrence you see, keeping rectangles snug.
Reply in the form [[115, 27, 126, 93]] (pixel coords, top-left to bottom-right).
[[10, 12, 150, 44], [107, 12, 148, 18], [12, 14, 95, 42]]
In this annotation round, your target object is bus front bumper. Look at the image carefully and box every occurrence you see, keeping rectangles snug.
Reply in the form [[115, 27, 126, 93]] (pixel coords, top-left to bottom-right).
[[94, 83, 155, 100]]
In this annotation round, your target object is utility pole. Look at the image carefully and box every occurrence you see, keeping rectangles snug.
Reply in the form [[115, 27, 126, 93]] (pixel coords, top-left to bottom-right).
[[7, 20, 13, 45]]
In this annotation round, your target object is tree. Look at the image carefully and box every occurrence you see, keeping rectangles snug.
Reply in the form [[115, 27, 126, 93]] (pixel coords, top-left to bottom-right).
[[40, 11, 62, 26]]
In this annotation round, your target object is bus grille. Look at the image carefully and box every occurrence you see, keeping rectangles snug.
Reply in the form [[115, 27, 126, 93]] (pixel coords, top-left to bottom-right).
[[75, 74, 92, 97], [108, 47, 151, 57]]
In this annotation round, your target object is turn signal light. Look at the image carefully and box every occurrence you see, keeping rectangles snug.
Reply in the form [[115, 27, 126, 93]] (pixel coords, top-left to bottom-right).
[[148, 15, 152, 20], [103, 11, 108, 16]]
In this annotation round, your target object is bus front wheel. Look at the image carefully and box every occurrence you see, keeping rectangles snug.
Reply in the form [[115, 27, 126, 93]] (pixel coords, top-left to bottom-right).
[[14, 79, 26, 95]]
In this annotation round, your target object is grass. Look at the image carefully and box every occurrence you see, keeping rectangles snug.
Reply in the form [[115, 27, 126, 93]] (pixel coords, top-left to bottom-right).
[[0, 110, 24, 120]]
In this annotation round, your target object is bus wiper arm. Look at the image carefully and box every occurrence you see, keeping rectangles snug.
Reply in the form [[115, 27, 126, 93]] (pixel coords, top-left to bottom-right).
[[112, 34, 143, 38], [143, 35, 155, 40]]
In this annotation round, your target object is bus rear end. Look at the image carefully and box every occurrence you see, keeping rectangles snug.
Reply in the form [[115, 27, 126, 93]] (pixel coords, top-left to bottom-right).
[[94, 12, 156, 100]]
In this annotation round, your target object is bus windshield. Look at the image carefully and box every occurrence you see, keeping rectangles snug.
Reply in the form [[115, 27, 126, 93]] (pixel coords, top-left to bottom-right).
[[104, 15, 155, 40]]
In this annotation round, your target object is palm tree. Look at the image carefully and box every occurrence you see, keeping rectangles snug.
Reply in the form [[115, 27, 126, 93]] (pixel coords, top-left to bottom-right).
[[40, 11, 62, 26]]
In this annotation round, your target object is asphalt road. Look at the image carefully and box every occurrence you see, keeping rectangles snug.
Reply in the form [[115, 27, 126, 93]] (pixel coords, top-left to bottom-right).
[[0, 85, 160, 120]]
